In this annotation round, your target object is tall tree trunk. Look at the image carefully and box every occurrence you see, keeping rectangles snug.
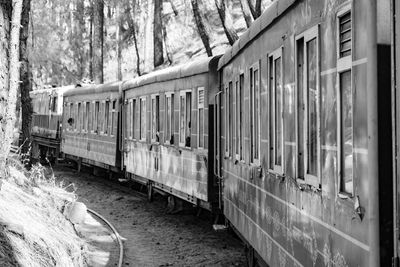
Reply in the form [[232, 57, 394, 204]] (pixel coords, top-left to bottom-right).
[[161, 16, 172, 64], [127, 0, 141, 76], [89, 0, 93, 81], [116, 3, 122, 80], [239, 0, 253, 28], [153, 0, 164, 67], [93, 0, 104, 83], [247, 0, 262, 19], [20, 0, 32, 156], [75, 0, 85, 81], [0, 0, 23, 174], [191, 0, 213, 57], [214, 0, 238, 45]]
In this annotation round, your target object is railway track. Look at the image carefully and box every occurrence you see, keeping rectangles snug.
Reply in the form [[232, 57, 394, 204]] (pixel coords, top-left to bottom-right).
[[87, 208, 124, 267]]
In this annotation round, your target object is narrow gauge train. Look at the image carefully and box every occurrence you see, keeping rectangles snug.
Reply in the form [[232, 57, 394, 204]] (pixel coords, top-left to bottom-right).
[[34, 0, 397, 265]]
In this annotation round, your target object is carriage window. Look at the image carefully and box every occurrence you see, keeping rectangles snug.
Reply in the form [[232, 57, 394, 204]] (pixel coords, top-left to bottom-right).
[[50, 96, 57, 112], [179, 91, 192, 147], [140, 97, 146, 141], [104, 101, 109, 135], [269, 49, 283, 173], [339, 11, 351, 58], [77, 102, 82, 132], [295, 25, 319, 185], [250, 64, 260, 164], [151, 95, 160, 142], [198, 88, 205, 148], [86, 102, 90, 132], [239, 74, 244, 160], [132, 99, 136, 139], [235, 79, 239, 157], [225, 85, 229, 155], [165, 93, 174, 144], [111, 100, 117, 136], [229, 82, 233, 156], [93, 101, 99, 133], [337, 7, 353, 195], [126, 100, 131, 139]]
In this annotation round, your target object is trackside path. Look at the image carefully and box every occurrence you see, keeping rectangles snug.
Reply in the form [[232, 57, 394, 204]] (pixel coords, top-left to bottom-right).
[[54, 166, 246, 267]]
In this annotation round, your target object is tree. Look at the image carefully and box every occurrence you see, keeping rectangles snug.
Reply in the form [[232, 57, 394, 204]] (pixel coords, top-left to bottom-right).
[[247, 0, 262, 19], [191, 0, 213, 57], [20, 0, 32, 156], [239, 0, 253, 28], [93, 0, 104, 83], [0, 0, 23, 174], [154, 0, 164, 67], [214, 0, 238, 45], [116, 2, 122, 80]]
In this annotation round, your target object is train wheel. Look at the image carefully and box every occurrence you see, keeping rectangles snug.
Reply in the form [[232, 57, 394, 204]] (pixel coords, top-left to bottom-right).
[[147, 183, 153, 202]]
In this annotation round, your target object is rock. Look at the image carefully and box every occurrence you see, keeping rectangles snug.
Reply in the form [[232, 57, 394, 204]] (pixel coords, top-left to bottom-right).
[[65, 202, 87, 225]]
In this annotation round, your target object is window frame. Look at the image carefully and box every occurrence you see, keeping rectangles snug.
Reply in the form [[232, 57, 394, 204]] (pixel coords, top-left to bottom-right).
[[239, 73, 245, 161], [151, 94, 160, 143], [336, 4, 354, 197], [139, 96, 147, 142], [294, 24, 321, 187], [224, 84, 229, 157], [179, 89, 192, 148], [250, 61, 261, 165], [197, 87, 205, 149], [268, 47, 284, 175], [165, 92, 174, 145]]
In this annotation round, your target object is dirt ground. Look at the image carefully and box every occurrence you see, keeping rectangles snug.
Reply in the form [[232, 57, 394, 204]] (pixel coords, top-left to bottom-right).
[[54, 166, 246, 267]]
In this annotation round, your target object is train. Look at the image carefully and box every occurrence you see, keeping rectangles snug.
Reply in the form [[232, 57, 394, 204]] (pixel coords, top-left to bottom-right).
[[28, 0, 399, 266]]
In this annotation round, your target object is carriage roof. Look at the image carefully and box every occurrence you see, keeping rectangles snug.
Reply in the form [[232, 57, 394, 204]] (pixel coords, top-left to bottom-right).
[[30, 85, 75, 97], [122, 56, 220, 91], [63, 81, 122, 97], [218, 0, 296, 70]]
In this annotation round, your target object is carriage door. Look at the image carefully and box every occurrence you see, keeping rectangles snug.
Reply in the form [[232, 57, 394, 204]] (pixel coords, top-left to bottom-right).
[[391, 0, 400, 261], [214, 91, 223, 208]]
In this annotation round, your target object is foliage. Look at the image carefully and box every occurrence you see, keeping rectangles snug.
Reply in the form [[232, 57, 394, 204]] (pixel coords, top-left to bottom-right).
[[27, 0, 279, 88]]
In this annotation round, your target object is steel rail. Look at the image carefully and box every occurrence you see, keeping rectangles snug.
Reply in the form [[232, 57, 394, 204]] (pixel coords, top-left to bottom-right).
[[87, 208, 124, 267]]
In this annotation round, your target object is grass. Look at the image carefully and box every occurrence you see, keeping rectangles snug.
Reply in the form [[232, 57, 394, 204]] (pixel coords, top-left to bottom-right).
[[0, 152, 88, 267]]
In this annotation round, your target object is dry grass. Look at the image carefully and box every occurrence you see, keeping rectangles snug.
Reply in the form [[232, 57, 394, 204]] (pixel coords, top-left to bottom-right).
[[0, 153, 88, 267]]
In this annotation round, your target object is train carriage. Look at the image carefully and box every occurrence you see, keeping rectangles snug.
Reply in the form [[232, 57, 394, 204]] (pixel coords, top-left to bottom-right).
[[121, 56, 221, 211], [61, 82, 122, 172], [217, 0, 392, 266], [30, 85, 74, 162]]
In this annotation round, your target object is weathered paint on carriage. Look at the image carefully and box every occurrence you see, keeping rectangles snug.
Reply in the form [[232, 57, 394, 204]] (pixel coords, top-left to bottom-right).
[[61, 82, 122, 168], [219, 0, 374, 266], [122, 57, 220, 206], [30, 86, 73, 140]]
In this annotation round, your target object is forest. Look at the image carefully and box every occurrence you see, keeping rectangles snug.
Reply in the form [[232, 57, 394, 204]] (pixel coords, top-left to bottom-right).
[[29, 0, 272, 88]]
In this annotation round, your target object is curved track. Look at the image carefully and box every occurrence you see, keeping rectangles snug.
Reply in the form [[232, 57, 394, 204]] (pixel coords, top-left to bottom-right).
[[87, 209, 124, 267]]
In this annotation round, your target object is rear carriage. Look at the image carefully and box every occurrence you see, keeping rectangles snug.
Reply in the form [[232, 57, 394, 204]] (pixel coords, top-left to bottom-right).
[[122, 57, 220, 210], [30, 86, 73, 162], [217, 0, 391, 266], [61, 82, 122, 172]]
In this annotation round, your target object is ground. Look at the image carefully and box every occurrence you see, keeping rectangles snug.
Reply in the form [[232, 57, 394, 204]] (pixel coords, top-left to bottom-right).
[[54, 166, 246, 267]]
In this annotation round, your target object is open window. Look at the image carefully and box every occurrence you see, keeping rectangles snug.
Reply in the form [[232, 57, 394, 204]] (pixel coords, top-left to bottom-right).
[[132, 99, 136, 140], [239, 74, 244, 161], [337, 6, 353, 196], [179, 90, 192, 148], [198, 88, 205, 149], [111, 100, 117, 136], [295, 25, 320, 187], [151, 94, 160, 143], [268, 48, 284, 174], [250, 62, 261, 165], [165, 93, 174, 145]]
